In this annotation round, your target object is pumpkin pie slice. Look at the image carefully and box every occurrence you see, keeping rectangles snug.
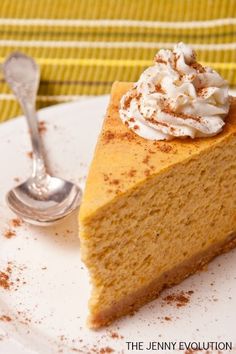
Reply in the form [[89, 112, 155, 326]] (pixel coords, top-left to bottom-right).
[[79, 82, 236, 328]]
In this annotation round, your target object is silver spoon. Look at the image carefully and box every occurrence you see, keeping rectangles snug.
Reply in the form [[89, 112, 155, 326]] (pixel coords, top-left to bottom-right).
[[3, 52, 82, 225]]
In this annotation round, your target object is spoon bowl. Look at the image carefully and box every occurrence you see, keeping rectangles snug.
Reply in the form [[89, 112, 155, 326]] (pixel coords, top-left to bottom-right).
[[6, 176, 82, 225]]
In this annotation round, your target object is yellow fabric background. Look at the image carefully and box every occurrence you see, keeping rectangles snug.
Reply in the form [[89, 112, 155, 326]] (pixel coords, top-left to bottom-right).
[[0, 0, 235, 121]]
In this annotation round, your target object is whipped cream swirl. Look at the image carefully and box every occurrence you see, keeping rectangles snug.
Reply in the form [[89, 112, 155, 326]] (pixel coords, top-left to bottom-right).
[[119, 42, 229, 140]]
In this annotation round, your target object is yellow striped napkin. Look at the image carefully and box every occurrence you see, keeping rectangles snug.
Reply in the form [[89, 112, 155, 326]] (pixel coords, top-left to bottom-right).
[[0, 0, 235, 121]]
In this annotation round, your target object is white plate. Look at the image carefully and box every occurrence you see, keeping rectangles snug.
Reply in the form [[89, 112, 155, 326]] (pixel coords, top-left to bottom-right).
[[0, 96, 236, 354]]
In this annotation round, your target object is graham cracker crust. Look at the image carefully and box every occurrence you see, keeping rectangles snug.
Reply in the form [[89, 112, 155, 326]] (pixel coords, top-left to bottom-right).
[[89, 232, 236, 328]]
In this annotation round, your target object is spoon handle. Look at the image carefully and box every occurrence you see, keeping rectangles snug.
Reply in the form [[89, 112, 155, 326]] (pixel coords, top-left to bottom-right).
[[21, 100, 47, 180], [3, 52, 47, 180]]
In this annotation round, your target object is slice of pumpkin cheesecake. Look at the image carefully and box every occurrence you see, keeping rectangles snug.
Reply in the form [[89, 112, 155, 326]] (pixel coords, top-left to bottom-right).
[[79, 43, 236, 328]]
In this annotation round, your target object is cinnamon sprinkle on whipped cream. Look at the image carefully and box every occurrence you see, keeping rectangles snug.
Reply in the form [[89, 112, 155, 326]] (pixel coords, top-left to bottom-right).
[[119, 42, 229, 140]]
